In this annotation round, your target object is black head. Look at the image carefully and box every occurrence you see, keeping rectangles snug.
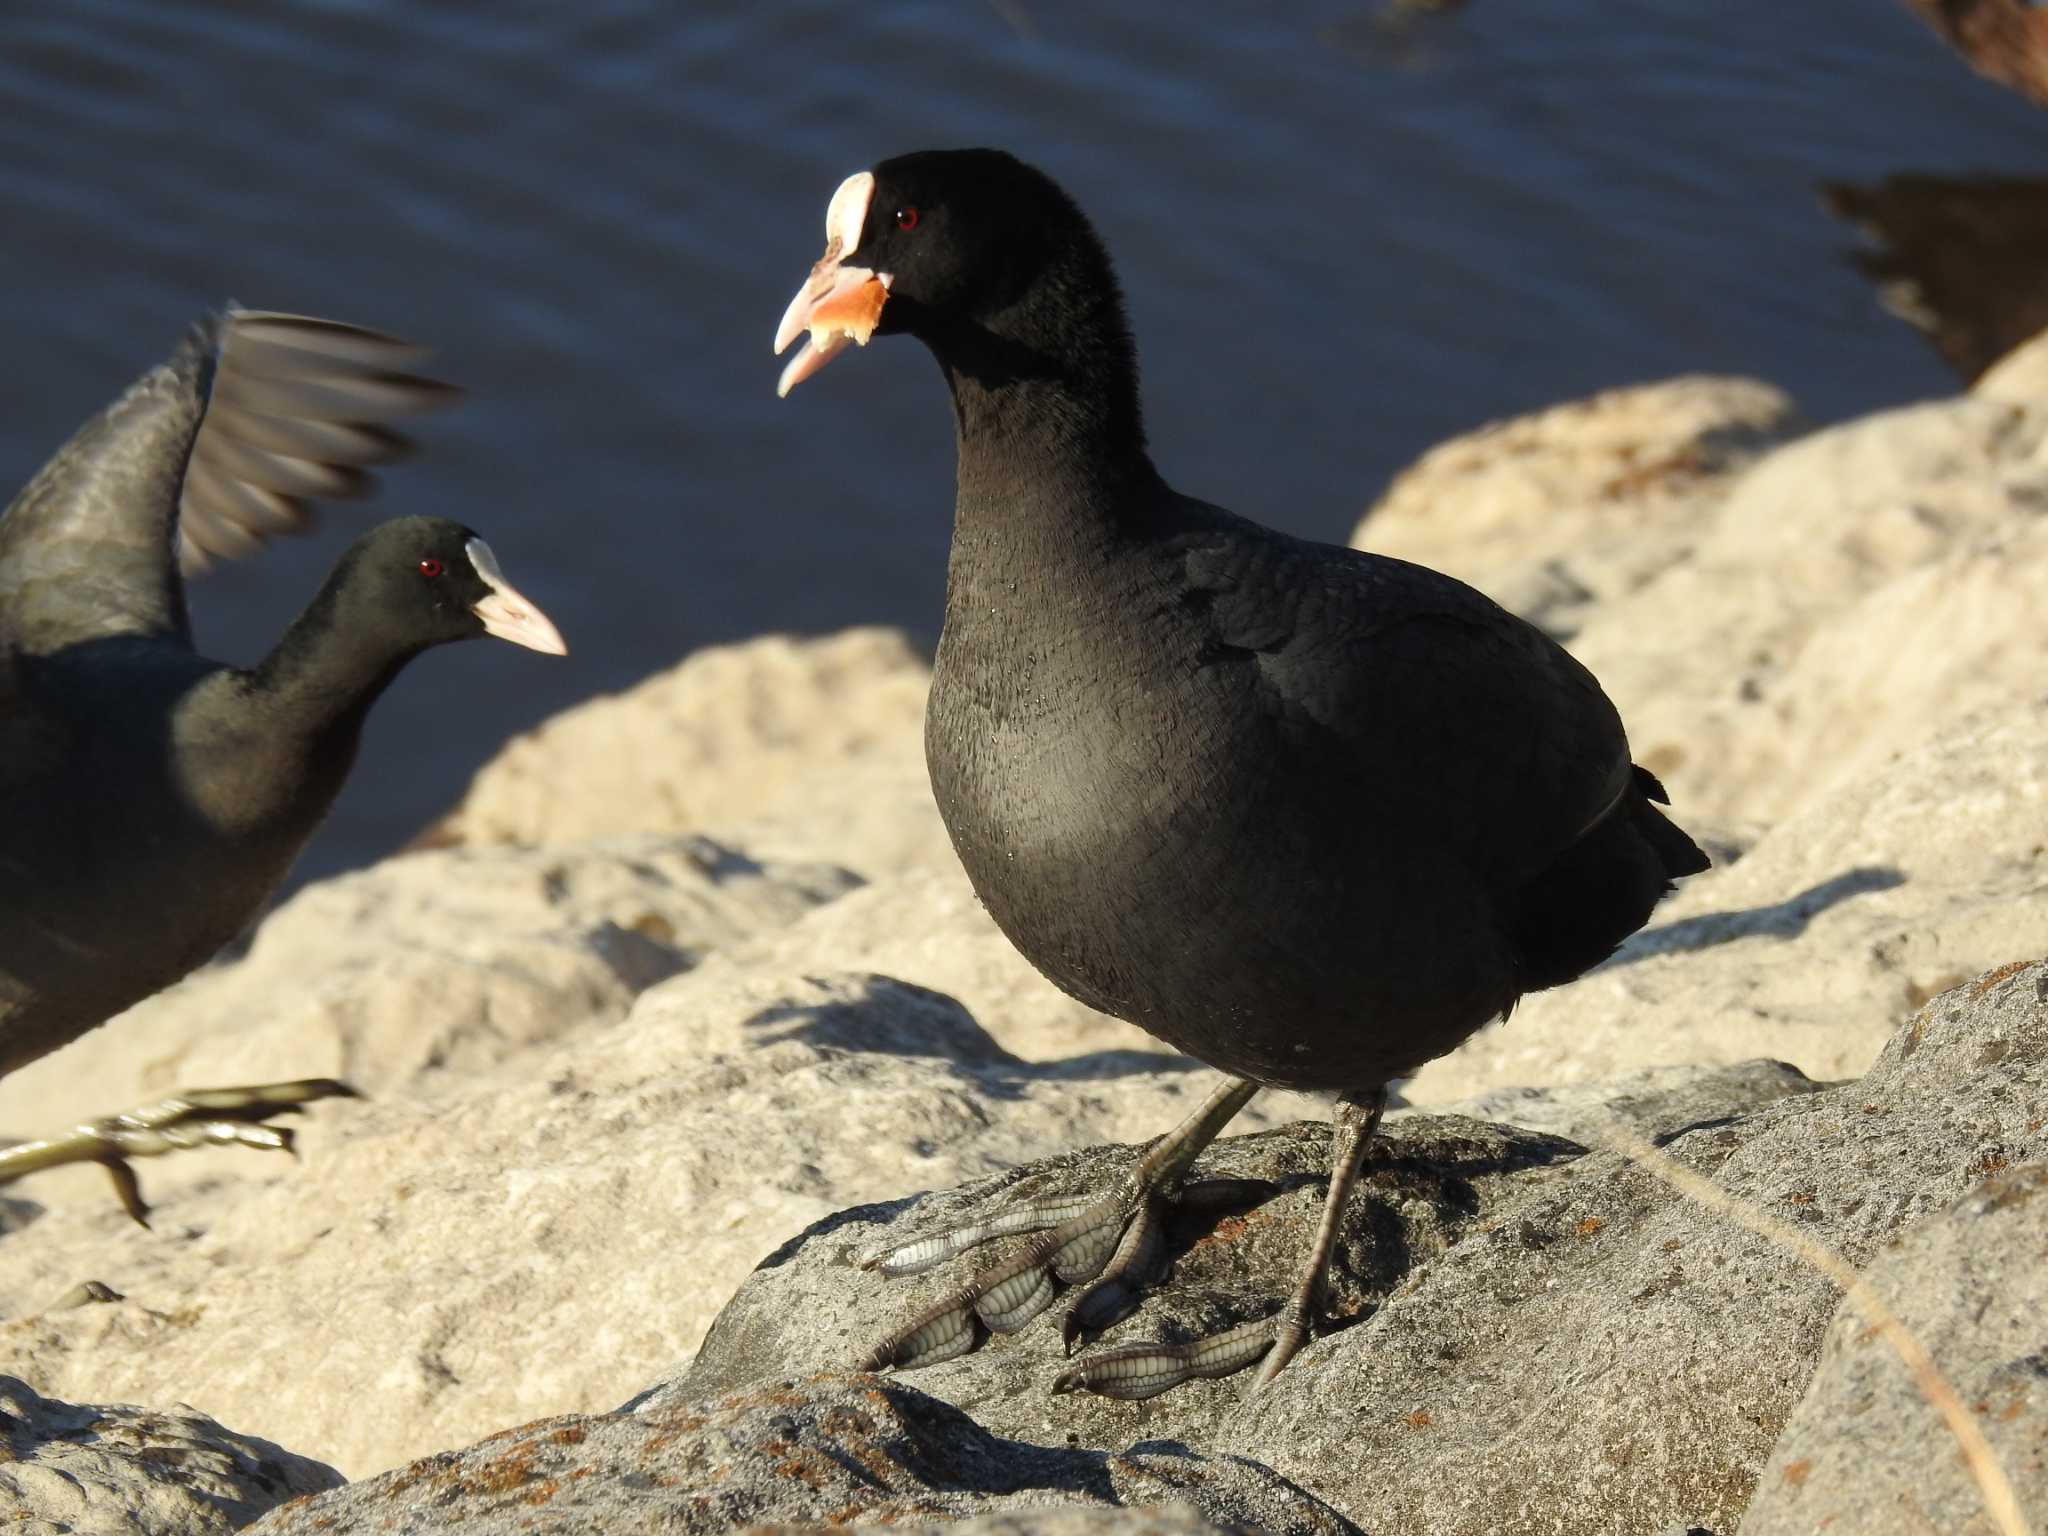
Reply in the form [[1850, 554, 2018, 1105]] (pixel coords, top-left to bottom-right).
[[320, 515, 566, 661], [774, 148, 1131, 402]]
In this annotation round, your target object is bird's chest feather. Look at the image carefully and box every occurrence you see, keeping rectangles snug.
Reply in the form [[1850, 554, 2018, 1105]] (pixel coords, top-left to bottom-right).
[[926, 575, 1309, 1015], [931, 580, 1253, 862], [0, 667, 339, 1037]]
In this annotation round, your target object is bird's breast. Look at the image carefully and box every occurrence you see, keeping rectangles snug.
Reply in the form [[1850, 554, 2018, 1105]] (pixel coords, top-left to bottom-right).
[[924, 595, 1521, 1087]]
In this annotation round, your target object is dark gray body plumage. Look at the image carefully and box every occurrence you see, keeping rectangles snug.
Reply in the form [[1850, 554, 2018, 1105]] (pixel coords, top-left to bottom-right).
[[922, 359, 1697, 1096]]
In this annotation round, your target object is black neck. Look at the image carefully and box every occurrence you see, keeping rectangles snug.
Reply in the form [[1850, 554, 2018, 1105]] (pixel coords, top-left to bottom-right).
[[922, 241, 1161, 549], [247, 575, 418, 750]]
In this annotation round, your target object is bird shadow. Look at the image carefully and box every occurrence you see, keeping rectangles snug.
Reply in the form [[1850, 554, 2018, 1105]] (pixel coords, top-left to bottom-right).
[[737, 974, 1204, 1100], [1608, 865, 1906, 969]]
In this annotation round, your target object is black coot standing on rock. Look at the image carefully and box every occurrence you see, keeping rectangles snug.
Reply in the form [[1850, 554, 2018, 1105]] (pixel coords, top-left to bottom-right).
[[0, 307, 566, 1224], [774, 150, 1709, 1398]]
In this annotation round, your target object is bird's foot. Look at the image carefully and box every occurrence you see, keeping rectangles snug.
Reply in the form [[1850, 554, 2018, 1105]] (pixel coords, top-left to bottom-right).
[[0, 1079, 360, 1226], [1051, 1086, 1387, 1399], [855, 1077, 1263, 1372]]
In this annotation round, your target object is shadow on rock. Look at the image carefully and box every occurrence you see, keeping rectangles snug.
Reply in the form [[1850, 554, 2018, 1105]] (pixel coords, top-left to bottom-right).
[[251, 1375, 1358, 1536], [1613, 865, 1905, 966], [740, 972, 1206, 1090]]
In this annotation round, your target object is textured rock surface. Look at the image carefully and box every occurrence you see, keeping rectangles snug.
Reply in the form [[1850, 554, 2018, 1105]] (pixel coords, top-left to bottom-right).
[[248, 1377, 1351, 1535], [1354, 374, 1801, 637], [0, 833, 857, 1146], [1229, 962, 2048, 1534], [675, 863, 1151, 1066], [670, 1115, 1587, 1450], [1740, 1162, 2048, 1536], [673, 966, 2045, 1535], [0, 960, 1270, 1479], [0, 1375, 340, 1534], [425, 627, 947, 878], [1568, 379, 2048, 828]]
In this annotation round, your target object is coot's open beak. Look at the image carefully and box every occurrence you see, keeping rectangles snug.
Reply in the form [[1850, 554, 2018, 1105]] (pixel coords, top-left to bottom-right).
[[465, 538, 568, 656], [774, 170, 892, 398]]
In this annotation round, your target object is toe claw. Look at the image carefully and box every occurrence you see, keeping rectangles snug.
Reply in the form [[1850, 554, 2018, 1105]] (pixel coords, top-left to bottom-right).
[[1060, 1274, 1140, 1347], [1252, 1308, 1312, 1389], [46, 1280, 123, 1311], [101, 1159, 151, 1228]]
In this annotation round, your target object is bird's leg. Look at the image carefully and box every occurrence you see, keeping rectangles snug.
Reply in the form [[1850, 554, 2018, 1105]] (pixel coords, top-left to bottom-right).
[[856, 1076, 1263, 1372], [0, 1079, 358, 1226], [1053, 1086, 1386, 1400]]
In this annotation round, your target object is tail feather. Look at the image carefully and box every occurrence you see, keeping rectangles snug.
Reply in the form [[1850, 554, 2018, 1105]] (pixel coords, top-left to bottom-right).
[[1633, 768, 1711, 879], [1510, 765, 1710, 992]]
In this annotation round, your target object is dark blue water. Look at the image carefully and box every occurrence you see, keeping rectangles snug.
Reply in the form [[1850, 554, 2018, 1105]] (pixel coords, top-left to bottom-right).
[[0, 0, 2037, 884]]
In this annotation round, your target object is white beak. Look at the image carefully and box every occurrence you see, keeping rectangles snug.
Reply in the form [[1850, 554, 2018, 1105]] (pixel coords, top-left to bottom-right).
[[773, 170, 893, 397], [466, 538, 567, 656]]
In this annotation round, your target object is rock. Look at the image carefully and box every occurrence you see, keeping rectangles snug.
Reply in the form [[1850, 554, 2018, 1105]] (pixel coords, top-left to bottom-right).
[[0, 1374, 340, 1534], [676, 863, 1154, 1065], [669, 1114, 1584, 1453], [425, 628, 949, 880], [0, 834, 856, 1214], [670, 961, 2045, 1536], [1740, 1162, 2048, 1536], [1903, 0, 2048, 107], [1407, 693, 2048, 1101], [673, 1060, 1818, 1453], [246, 1377, 1352, 1535], [1821, 176, 2048, 385], [1365, 351, 2048, 836], [0, 955, 1270, 1480], [1976, 319, 2048, 404], [842, 1511, 1254, 1536], [1227, 960, 2048, 1534], [1420, 1057, 1826, 1145], [1354, 376, 1801, 638], [1568, 387, 2048, 827]]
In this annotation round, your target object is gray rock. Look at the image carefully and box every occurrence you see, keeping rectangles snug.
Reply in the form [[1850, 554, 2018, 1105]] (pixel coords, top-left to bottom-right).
[[245, 1376, 1353, 1535], [665, 963, 2045, 1536], [669, 1115, 1585, 1456], [0, 965, 1258, 1480], [0, 833, 859, 1158], [1419, 1057, 1828, 1145], [1230, 960, 2048, 1534], [1740, 1162, 2048, 1536], [0, 1375, 340, 1534], [1354, 375, 1802, 641], [667, 1060, 1820, 1460], [1569, 385, 2048, 830], [844, 1510, 1254, 1536], [429, 627, 950, 881]]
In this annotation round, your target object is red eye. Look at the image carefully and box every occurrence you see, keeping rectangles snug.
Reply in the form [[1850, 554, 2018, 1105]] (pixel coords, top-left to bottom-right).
[[418, 558, 445, 578], [895, 205, 919, 231]]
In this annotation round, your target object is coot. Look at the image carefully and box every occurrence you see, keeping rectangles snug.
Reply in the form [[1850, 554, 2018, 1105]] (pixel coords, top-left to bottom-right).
[[0, 308, 565, 1223], [774, 150, 1706, 1396]]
